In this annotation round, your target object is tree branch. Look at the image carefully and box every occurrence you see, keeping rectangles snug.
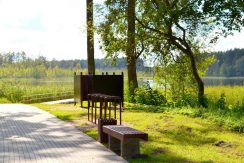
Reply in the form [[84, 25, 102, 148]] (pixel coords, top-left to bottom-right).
[[135, 38, 145, 59], [175, 22, 186, 43], [136, 17, 166, 36]]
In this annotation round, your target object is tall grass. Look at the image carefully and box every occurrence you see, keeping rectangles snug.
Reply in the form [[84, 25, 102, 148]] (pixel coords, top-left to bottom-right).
[[127, 85, 244, 133], [0, 78, 73, 103], [205, 86, 244, 107]]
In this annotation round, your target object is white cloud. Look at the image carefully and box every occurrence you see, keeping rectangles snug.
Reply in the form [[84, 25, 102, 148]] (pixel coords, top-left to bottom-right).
[[0, 0, 105, 60], [0, 0, 243, 61], [214, 30, 244, 51]]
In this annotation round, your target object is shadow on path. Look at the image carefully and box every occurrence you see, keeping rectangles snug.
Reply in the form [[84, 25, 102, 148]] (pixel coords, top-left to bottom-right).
[[0, 104, 126, 163]]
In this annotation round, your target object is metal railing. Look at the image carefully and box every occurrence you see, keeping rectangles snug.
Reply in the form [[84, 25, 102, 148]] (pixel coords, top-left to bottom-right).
[[21, 91, 73, 103]]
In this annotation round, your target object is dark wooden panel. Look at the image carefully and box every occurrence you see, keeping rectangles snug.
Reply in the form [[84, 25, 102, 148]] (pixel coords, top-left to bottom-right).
[[74, 73, 124, 105], [93, 75, 124, 102]]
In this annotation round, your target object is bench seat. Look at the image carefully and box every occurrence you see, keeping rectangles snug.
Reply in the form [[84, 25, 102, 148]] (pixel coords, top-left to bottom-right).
[[103, 125, 148, 159]]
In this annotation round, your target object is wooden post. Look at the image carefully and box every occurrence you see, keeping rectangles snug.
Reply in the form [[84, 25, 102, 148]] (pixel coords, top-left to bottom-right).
[[80, 72, 83, 107], [88, 95, 90, 121], [120, 99, 122, 125], [95, 96, 97, 124], [114, 98, 116, 119], [74, 72, 77, 106], [91, 96, 94, 123], [109, 100, 111, 119]]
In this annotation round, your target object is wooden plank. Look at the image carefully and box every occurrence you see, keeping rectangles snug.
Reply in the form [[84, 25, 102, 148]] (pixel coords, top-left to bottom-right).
[[103, 125, 148, 141]]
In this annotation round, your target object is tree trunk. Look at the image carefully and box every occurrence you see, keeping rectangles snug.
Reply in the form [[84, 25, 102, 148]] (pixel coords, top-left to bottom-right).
[[126, 0, 138, 97], [187, 49, 205, 107], [127, 55, 138, 96], [87, 0, 95, 74]]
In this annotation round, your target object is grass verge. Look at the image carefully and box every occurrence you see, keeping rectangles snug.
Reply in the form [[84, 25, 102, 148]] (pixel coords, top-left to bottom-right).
[[33, 103, 244, 163]]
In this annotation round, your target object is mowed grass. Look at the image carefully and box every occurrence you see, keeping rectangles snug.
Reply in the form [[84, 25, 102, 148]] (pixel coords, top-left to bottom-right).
[[34, 103, 244, 163]]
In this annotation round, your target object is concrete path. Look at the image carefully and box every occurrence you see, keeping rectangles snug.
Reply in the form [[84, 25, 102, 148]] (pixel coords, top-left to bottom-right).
[[0, 104, 127, 163]]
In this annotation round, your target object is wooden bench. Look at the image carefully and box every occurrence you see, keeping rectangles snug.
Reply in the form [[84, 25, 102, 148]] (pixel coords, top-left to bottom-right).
[[103, 125, 148, 159]]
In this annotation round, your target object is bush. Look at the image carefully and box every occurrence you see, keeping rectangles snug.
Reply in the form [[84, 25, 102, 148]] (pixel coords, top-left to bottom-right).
[[124, 83, 135, 103], [2, 86, 24, 103], [175, 93, 199, 107], [216, 93, 227, 109], [134, 84, 167, 106], [0, 98, 11, 103]]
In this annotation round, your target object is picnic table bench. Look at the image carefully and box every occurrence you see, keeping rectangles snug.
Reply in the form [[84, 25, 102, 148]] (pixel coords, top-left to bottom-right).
[[103, 125, 148, 159]]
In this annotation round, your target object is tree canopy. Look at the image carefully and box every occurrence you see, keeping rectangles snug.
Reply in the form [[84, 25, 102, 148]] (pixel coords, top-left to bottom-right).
[[96, 0, 243, 106]]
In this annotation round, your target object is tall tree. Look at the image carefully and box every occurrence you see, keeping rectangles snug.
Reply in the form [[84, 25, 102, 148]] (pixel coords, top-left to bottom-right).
[[87, 0, 95, 74], [96, 0, 145, 98], [126, 0, 138, 96], [96, 0, 243, 106], [135, 0, 243, 106]]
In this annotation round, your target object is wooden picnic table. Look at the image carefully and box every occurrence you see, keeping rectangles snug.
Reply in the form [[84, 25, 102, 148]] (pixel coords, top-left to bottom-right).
[[87, 94, 122, 124]]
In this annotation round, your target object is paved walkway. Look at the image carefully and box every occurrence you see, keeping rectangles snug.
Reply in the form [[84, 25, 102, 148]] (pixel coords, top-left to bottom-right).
[[0, 104, 127, 163]]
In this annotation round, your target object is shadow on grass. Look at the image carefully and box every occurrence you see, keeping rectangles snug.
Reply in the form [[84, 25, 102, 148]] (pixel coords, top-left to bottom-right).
[[128, 130, 217, 163], [129, 147, 195, 163], [127, 121, 218, 162], [52, 110, 87, 121], [164, 126, 217, 146]]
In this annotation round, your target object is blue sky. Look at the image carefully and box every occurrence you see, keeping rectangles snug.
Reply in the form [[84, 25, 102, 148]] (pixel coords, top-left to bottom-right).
[[0, 0, 243, 60]]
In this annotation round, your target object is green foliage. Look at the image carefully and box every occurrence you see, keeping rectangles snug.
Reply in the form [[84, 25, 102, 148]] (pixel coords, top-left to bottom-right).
[[216, 93, 227, 109], [127, 86, 244, 133], [176, 104, 244, 133], [0, 78, 73, 103], [205, 86, 244, 108], [96, 0, 243, 106], [134, 83, 167, 106], [154, 60, 196, 102], [154, 53, 214, 107], [0, 82, 24, 103], [175, 94, 199, 108], [0, 98, 10, 103], [124, 83, 135, 103]]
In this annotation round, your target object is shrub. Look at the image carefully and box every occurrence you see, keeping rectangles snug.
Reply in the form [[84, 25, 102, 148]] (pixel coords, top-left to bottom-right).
[[175, 93, 199, 107], [134, 84, 167, 106], [124, 83, 135, 103], [0, 98, 11, 103], [2, 86, 24, 103], [216, 93, 226, 109]]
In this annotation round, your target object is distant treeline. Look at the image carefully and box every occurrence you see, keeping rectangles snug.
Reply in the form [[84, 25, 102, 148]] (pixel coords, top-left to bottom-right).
[[1, 49, 243, 78], [207, 48, 244, 77], [81, 58, 145, 71], [0, 52, 148, 79], [0, 52, 145, 70]]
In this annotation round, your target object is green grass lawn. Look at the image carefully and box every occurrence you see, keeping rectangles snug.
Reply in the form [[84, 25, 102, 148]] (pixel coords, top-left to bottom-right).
[[33, 103, 244, 163]]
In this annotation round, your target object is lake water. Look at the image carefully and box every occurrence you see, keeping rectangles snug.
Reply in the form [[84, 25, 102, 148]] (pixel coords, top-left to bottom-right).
[[141, 77, 244, 87], [203, 77, 244, 86]]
